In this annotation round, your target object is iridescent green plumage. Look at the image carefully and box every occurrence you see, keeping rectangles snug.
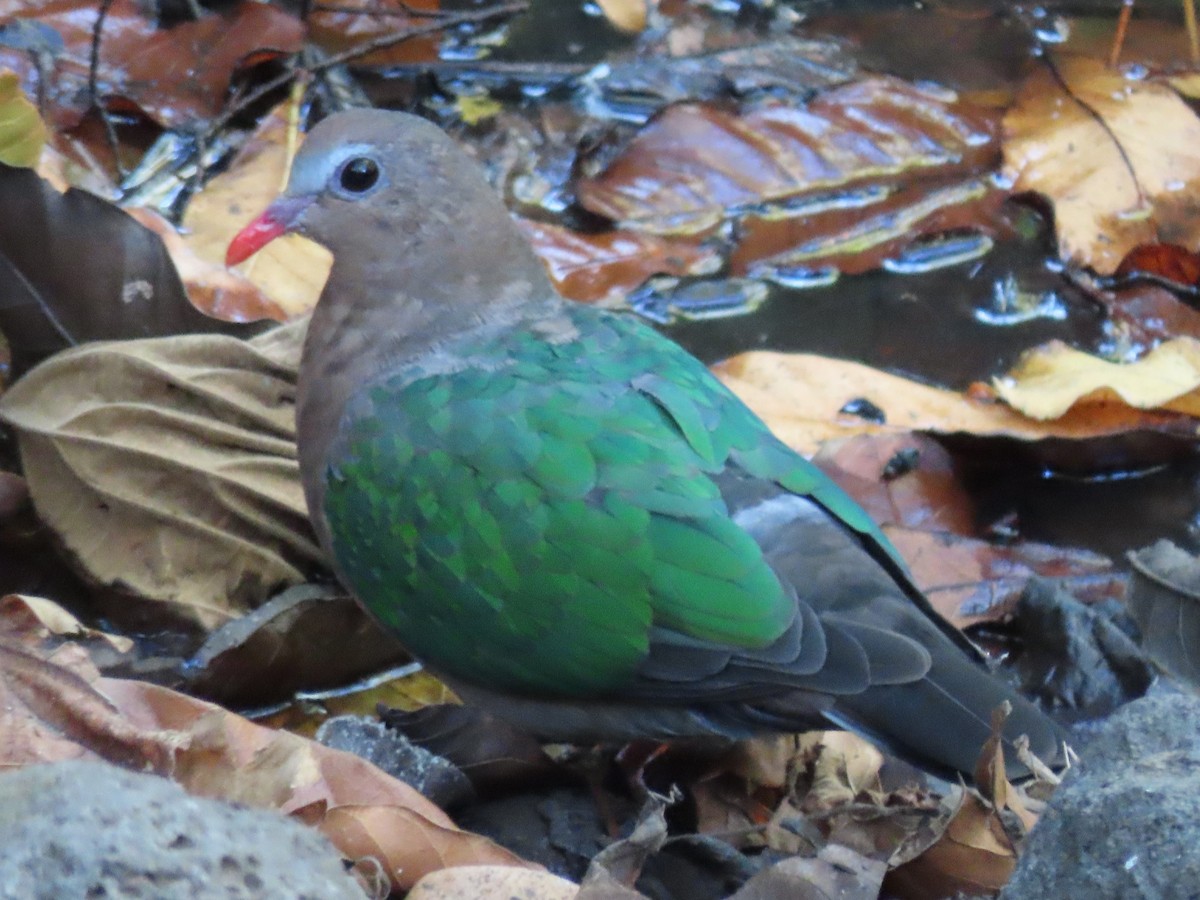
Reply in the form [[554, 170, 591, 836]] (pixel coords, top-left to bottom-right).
[[230, 108, 1067, 779], [324, 304, 881, 696]]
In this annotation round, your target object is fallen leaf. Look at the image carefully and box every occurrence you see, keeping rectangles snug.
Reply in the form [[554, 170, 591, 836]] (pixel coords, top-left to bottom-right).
[[1003, 55, 1200, 274], [886, 526, 1121, 628], [993, 337, 1200, 420], [595, 0, 648, 33], [0, 633, 535, 892], [184, 584, 406, 708], [884, 790, 1015, 898], [713, 350, 1198, 456], [0, 163, 255, 375], [0, 70, 45, 167], [579, 78, 998, 235], [1128, 539, 1200, 691], [516, 218, 719, 304], [0, 321, 321, 631], [0, 594, 133, 654], [0, 0, 304, 129], [729, 843, 885, 900]]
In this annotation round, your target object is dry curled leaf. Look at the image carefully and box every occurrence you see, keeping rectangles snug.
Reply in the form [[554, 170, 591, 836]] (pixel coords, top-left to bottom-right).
[[0, 321, 318, 631], [0, 635, 535, 892]]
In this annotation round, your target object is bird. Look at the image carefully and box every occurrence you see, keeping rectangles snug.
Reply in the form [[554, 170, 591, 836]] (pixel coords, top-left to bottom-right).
[[226, 108, 1066, 781]]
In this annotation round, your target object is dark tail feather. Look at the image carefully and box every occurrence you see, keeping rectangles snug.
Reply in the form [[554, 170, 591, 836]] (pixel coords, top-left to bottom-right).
[[827, 646, 1066, 780]]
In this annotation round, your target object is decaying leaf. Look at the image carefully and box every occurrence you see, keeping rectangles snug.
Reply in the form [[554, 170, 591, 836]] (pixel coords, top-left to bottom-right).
[[184, 584, 405, 708], [0, 321, 319, 631], [0, 634, 535, 892], [994, 337, 1200, 420], [1128, 539, 1200, 691], [578, 78, 998, 235], [1003, 55, 1200, 274], [714, 350, 1197, 456], [0, 594, 133, 655]]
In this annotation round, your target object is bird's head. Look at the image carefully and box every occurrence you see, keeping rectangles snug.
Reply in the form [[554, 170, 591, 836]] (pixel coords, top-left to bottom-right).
[[226, 108, 513, 269]]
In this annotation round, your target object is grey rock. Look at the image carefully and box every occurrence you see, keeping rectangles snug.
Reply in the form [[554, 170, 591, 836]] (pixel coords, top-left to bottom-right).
[[0, 760, 367, 900], [316, 715, 474, 809], [1004, 693, 1200, 900]]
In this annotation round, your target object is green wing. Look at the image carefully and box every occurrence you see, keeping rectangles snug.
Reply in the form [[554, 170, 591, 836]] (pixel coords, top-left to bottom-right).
[[323, 306, 895, 698]]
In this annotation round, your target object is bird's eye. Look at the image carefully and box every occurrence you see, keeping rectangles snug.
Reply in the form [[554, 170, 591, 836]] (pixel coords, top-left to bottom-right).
[[339, 157, 380, 194]]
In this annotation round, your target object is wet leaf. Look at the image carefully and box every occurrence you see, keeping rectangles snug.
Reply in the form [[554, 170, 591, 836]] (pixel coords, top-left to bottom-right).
[[886, 526, 1121, 628], [1003, 55, 1200, 275], [1116, 242, 1200, 288], [814, 433, 977, 536], [713, 351, 1198, 457], [994, 337, 1200, 420], [1128, 539, 1200, 691], [0, 321, 321, 631], [0, 70, 44, 166], [182, 103, 332, 321], [307, 0, 442, 67], [0, 0, 304, 129], [516, 219, 719, 304], [0, 163, 255, 375], [578, 78, 998, 235]]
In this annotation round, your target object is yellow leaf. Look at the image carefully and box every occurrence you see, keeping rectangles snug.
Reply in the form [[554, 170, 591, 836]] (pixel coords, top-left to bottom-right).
[[0, 71, 46, 168], [994, 338, 1200, 420], [1003, 56, 1200, 274]]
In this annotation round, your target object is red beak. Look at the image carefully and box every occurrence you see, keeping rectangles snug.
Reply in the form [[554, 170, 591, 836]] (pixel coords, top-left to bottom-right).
[[225, 194, 316, 267]]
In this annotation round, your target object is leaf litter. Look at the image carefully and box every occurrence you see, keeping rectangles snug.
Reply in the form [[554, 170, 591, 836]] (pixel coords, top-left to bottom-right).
[[1, 0, 1200, 897]]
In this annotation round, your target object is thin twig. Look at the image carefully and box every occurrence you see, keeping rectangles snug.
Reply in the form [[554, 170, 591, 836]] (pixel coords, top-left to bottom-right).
[[311, 2, 444, 18], [89, 0, 128, 180], [203, 0, 527, 144]]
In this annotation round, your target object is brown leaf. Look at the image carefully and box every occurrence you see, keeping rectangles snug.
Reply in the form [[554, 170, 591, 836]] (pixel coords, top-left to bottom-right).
[[184, 585, 406, 708], [729, 844, 885, 900], [0, 0, 304, 129], [1003, 55, 1200, 274], [0, 322, 320, 631], [578, 79, 998, 235], [88, 674, 535, 890], [885, 526, 1121, 628], [1128, 539, 1200, 691], [885, 790, 1016, 899], [0, 164, 255, 375], [516, 218, 719, 304]]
